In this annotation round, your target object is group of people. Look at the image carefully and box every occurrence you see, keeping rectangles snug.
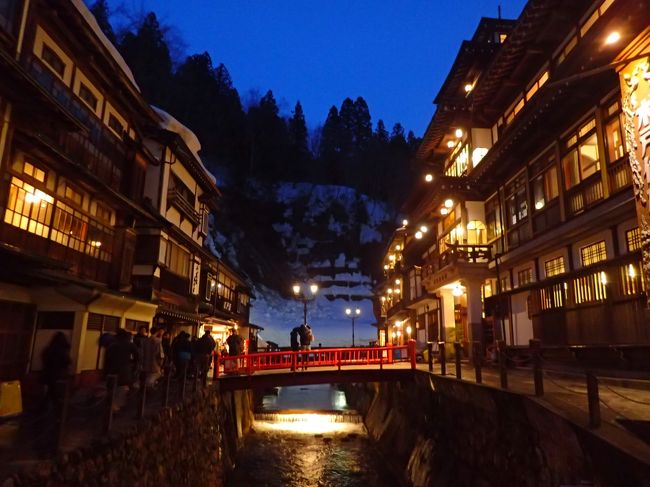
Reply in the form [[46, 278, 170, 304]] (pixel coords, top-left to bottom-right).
[[290, 323, 315, 351]]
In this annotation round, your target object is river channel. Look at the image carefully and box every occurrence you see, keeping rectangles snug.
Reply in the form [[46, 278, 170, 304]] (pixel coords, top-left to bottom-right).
[[225, 384, 399, 487]]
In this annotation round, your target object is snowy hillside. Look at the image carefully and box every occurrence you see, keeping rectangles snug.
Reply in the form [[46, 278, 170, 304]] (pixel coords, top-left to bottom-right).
[[212, 181, 396, 347]]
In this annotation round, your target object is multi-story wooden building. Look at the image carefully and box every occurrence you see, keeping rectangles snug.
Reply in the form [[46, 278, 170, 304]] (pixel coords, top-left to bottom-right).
[[0, 0, 252, 383], [376, 0, 650, 352]]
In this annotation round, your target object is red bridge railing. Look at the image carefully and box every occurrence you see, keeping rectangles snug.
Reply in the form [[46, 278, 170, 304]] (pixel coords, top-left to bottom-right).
[[213, 340, 417, 377]]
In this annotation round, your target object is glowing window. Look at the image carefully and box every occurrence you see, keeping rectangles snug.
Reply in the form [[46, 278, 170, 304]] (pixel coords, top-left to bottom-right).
[[4, 176, 54, 238]]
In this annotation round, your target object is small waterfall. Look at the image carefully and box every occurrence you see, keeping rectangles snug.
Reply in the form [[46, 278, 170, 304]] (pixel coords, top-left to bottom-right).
[[252, 410, 365, 435]]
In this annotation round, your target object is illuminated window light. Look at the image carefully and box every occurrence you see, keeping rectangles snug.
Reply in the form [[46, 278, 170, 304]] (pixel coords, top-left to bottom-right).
[[599, 271, 608, 285], [444, 199, 454, 209], [415, 231, 423, 239], [605, 31, 621, 45], [424, 173, 433, 182], [628, 264, 637, 279], [455, 128, 463, 138]]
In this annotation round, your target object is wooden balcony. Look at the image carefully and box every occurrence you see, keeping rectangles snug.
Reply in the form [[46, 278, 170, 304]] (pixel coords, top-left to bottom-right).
[[167, 188, 200, 227], [565, 173, 604, 218], [422, 244, 491, 289], [160, 268, 190, 297], [607, 158, 632, 195], [25, 55, 128, 191]]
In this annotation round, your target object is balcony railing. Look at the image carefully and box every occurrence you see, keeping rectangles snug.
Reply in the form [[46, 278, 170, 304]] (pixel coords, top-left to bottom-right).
[[167, 188, 200, 226], [422, 244, 491, 280], [25, 55, 128, 191], [607, 158, 631, 194], [565, 173, 604, 218]]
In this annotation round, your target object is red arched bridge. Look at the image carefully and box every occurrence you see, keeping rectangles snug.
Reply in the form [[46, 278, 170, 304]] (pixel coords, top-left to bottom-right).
[[213, 341, 418, 391]]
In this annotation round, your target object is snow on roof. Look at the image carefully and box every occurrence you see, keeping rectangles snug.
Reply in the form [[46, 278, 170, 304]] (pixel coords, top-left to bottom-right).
[[70, 0, 140, 92], [151, 106, 217, 185]]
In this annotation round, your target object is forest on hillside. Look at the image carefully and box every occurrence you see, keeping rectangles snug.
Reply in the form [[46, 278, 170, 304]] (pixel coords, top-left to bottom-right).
[[90, 1, 420, 290]]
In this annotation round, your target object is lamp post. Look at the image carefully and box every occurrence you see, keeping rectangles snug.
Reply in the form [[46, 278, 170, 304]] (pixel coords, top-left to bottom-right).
[[345, 307, 361, 347], [292, 282, 318, 326]]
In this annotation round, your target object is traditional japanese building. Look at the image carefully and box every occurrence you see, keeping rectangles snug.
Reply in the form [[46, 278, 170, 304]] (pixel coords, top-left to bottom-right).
[[0, 0, 252, 384], [376, 0, 650, 353]]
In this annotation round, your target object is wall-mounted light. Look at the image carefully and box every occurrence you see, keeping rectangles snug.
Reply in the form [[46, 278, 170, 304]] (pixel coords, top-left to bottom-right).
[[402, 219, 409, 226], [605, 31, 621, 45], [447, 140, 455, 148], [383, 264, 389, 270], [425, 173, 433, 182], [395, 244, 401, 251], [381, 296, 386, 302], [415, 231, 423, 239], [420, 225, 428, 233], [444, 199, 454, 209], [455, 128, 463, 138], [388, 254, 396, 262], [387, 288, 393, 294], [452, 284, 464, 297], [440, 207, 449, 216], [395, 278, 401, 285], [464, 84, 473, 93]]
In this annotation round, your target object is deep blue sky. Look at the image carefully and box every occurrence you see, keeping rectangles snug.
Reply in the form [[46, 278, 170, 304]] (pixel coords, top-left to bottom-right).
[[108, 0, 527, 137]]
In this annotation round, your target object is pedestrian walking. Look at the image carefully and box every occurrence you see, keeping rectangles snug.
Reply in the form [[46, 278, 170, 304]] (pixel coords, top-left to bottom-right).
[[40, 332, 71, 407], [104, 329, 138, 412], [196, 330, 216, 380], [298, 324, 314, 370], [141, 327, 164, 387], [172, 331, 192, 379]]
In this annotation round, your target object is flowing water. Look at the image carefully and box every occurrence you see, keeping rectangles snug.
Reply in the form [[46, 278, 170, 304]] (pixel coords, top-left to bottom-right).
[[225, 384, 398, 487]]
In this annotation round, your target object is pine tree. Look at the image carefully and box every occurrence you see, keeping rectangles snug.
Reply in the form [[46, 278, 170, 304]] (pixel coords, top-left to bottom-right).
[[391, 123, 406, 144], [288, 101, 309, 155], [352, 96, 372, 153], [375, 119, 389, 143], [90, 0, 116, 44], [119, 12, 173, 106], [319, 106, 340, 161], [338, 97, 355, 160]]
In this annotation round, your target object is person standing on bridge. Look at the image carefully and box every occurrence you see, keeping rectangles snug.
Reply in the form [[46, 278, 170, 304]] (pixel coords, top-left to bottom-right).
[[298, 324, 314, 370]]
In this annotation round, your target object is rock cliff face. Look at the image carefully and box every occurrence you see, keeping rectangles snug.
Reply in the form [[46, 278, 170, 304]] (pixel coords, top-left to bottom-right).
[[7, 388, 253, 487], [346, 373, 650, 487]]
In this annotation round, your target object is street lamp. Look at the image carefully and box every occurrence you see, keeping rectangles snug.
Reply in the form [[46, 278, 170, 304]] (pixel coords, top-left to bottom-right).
[[292, 282, 318, 326], [345, 307, 361, 347]]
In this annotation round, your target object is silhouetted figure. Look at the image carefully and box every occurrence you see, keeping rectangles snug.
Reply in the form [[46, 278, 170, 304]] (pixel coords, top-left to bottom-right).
[[172, 331, 192, 379], [226, 329, 243, 356], [196, 331, 216, 380], [104, 329, 138, 412], [290, 327, 300, 352], [298, 324, 314, 350], [41, 332, 71, 406], [161, 330, 172, 368], [141, 327, 164, 387]]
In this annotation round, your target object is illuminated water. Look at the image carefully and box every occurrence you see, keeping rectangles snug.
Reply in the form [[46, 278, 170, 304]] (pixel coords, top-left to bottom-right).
[[225, 384, 398, 487]]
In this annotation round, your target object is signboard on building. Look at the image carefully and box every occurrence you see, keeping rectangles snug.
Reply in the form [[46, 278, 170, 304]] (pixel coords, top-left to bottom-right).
[[618, 29, 650, 306], [191, 258, 201, 296]]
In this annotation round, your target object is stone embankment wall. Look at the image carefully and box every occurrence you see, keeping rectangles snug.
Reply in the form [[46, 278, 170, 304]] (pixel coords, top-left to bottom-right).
[[346, 372, 650, 487], [7, 387, 253, 487]]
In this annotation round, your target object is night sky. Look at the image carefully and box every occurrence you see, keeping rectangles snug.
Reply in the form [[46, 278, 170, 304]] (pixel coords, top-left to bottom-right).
[[107, 0, 527, 136]]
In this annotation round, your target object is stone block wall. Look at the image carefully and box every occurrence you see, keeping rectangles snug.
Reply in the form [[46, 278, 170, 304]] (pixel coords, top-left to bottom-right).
[[4, 387, 253, 487], [346, 372, 650, 487]]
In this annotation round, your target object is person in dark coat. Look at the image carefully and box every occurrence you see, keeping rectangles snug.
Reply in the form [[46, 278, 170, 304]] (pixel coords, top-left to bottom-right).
[[41, 332, 71, 405], [290, 327, 300, 352], [196, 331, 216, 380], [104, 329, 138, 411], [171, 332, 192, 379]]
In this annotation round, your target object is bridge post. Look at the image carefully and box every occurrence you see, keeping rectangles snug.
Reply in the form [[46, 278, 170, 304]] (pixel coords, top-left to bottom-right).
[[438, 342, 446, 375], [388, 344, 394, 364], [454, 342, 462, 380], [213, 352, 220, 379], [497, 340, 508, 389], [408, 339, 416, 370], [473, 341, 482, 384], [586, 373, 601, 428], [337, 350, 342, 371], [530, 339, 544, 396], [291, 352, 297, 372], [247, 353, 253, 375], [427, 342, 433, 372], [379, 349, 383, 370]]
